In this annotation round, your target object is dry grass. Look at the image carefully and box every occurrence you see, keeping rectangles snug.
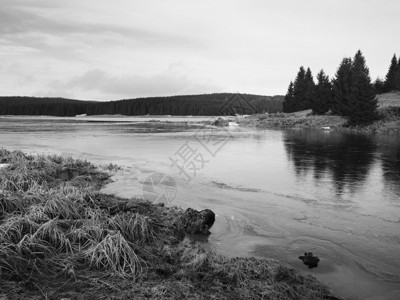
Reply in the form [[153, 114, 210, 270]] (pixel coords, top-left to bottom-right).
[[377, 91, 400, 108], [180, 242, 208, 270], [43, 196, 85, 220], [108, 212, 156, 244], [31, 218, 73, 253], [84, 231, 144, 278], [0, 215, 40, 244]]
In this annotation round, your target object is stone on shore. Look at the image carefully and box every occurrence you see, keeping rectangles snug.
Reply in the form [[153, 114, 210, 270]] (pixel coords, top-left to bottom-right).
[[180, 208, 215, 234], [212, 117, 229, 126]]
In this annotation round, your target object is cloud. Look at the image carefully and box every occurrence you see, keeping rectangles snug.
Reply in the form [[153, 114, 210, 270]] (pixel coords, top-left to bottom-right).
[[0, 2, 201, 76], [1, 0, 400, 99], [52, 69, 220, 100], [0, 4, 195, 49]]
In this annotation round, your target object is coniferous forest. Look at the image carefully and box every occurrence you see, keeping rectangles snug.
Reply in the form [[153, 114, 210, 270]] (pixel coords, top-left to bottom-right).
[[283, 51, 400, 124], [0, 94, 283, 117]]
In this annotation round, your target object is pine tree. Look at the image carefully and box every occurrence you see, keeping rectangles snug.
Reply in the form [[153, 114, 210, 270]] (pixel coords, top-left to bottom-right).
[[283, 67, 316, 113], [347, 50, 378, 125], [311, 70, 333, 115], [283, 67, 305, 112], [292, 66, 307, 112], [304, 67, 316, 110], [283, 81, 295, 113], [332, 57, 353, 116], [383, 54, 398, 92], [396, 56, 400, 90], [373, 77, 385, 94]]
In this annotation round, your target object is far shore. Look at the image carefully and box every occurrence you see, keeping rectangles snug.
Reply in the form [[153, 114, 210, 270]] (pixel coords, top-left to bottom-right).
[[233, 92, 400, 134], [1, 92, 399, 134], [235, 108, 400, 134], [3, 112, 400, 134]]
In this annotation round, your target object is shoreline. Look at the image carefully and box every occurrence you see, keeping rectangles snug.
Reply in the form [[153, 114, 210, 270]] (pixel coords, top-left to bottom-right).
[[235, 92, 400, 134], [234, 108, 400, 134], [3, 109, 399, 135], [0, 149, 344, 299]]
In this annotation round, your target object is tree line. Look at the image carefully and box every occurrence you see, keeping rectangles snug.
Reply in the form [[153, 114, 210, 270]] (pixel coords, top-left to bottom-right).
[[0, 97, 90, 117], [0, 94, 283, 117], [374, 54, 400, 93], [283, 51, 400, 125]]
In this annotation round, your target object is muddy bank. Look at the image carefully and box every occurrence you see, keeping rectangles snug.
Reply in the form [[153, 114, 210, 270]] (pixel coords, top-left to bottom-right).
[[0, 149, 343, 299]]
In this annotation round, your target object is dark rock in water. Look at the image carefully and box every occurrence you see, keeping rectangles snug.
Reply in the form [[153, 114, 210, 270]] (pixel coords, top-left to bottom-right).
[[298, 252, 320, 268], [212, 117, 229, 126], [181, 208, 215, 235]]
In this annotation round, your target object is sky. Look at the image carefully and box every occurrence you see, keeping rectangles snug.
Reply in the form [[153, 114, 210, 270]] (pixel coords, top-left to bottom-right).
[[0, 0, 399, 101]]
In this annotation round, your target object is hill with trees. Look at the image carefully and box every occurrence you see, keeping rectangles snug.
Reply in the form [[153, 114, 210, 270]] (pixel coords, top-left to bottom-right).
[[0, 94, 283, 117], [85, 94, 283, 116], [283, 50, 399, 125], [0, 97, 92, 117]]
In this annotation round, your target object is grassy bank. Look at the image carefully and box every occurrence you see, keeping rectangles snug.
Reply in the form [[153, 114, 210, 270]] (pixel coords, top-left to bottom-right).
[[239, 92, 400, 134], [0, 149, 342, 299], [240, 111, 347, 130]]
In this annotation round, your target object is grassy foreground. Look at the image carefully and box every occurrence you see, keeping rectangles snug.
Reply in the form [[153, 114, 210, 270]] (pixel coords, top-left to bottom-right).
[[0, 149, 342, 299]]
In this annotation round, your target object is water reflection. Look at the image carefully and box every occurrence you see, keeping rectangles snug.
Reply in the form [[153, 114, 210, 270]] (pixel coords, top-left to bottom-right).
[[379, 136, 400, 198], [284, 130, 377, 194]]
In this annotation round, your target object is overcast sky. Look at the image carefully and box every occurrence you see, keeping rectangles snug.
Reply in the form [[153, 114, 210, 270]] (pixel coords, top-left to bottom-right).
[[0, 0, 399, 101]]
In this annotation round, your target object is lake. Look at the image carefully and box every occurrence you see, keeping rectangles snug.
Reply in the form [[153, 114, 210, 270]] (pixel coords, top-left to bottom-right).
[[0, 116, 399, 300]]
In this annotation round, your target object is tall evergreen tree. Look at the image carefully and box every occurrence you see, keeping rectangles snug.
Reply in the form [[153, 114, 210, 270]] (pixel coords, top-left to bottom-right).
[[396, 56, 400, 90], [304, 67, 316, 110], [283, 81, 295, 113], [383, 54, 399, 92], [283, 67, 315, 113], [373, 77, 385, 94], [332, 57, 353, 116], [292, 66, 307, 112], [283, 67, 305, 112], [311, 70, 333, 115], [347, 50, 378, 125]]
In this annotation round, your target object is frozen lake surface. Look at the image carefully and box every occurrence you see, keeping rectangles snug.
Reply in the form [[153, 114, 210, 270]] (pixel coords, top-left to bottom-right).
[[1, 116, 400, 300]]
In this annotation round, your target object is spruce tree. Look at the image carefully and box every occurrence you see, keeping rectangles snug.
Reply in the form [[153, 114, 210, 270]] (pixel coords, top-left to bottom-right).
[[283, 67, 305, 112], [347, 50, 378, 125], [311, 70, 333, 115], [283, 81, 295, 113], [292, 66, 307, 112], [283, 66, 315, 113], [332, 57, 353, 116], [396, 56, 400, 90], [383, 54, 398, 92], [373, 77, 385, 94], [304, 67, 316, 110]]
